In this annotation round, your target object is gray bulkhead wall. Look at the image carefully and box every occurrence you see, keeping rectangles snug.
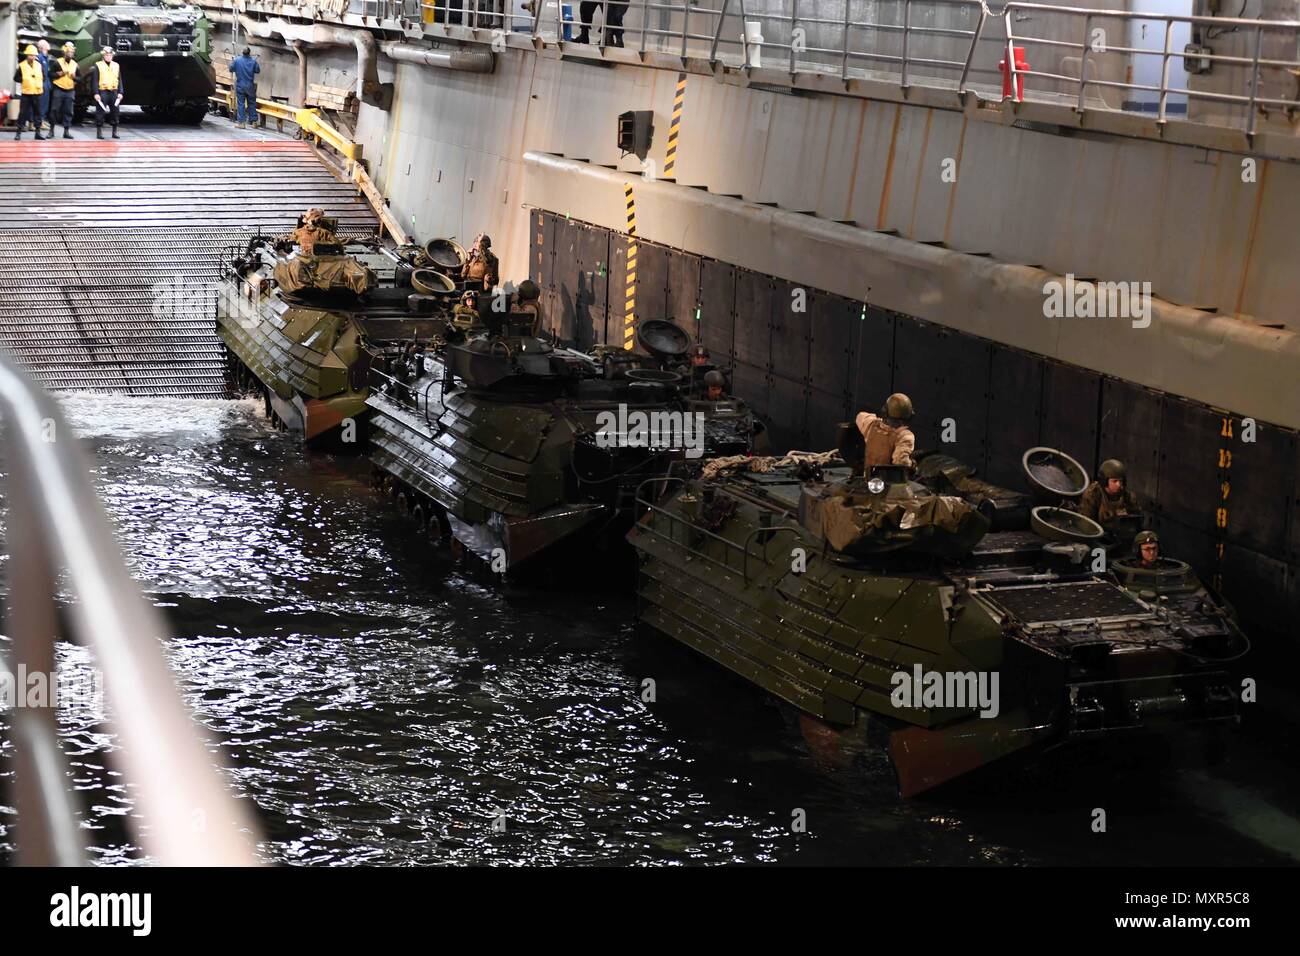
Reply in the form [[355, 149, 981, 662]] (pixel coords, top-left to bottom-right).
[[531, 208, 1300, 635], [352, 47, 1300, 335]]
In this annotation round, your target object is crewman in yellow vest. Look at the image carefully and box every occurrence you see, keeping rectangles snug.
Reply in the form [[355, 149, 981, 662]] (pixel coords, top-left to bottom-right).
[[90, 47, 124, 140], [13, 45, 47, 140], [49, 42, 80, 140]]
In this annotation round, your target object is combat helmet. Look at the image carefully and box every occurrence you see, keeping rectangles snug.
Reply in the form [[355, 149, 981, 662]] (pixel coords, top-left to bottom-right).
[[516, 279, 540, 301], [704, 370, 726, 392], [1099, 458, 1127, 481], [1134, 530, 1158, 549], [882, 392, 913, 424]]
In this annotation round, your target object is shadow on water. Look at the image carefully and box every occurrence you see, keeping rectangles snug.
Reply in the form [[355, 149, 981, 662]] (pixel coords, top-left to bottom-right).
[[1, 394, 1298, 865]]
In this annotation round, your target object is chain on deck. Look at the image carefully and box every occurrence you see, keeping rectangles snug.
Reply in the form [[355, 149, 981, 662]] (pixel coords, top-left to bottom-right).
[[0, 139, 378, 397]]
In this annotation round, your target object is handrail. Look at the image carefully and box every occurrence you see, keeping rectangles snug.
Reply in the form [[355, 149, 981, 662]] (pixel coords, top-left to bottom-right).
[[1002, 1, 1300, 132], [216, 0, 1300, 145], [0, 350, 261, 866], [633, 478, 802, 585]]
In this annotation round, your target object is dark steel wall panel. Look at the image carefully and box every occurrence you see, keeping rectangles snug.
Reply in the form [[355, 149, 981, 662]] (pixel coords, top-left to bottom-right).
[[849, 306, 897, 423], [806, 386, 851, 451], [1152, 516, 1218, 585], [1222, 545, 1290, 633], [893, 319, 991, 470], [699, 259, 736, 364], [733, 271, 773, 371], [1291, 442, 1300, 563], [633, 241, 670, 323], [578, 224, 611, 314], [607, 233, 632, 348], [552, 217, 585, 336], [891, 316, 944, 453], [581, 305, 608, 351], [529, 209, 555, 289], [1157, 397, 1222, 534], [986, 346, 1044, 489], [1099, 378, 1164, 506], [1041, 361, 1101, 474], [1219, 418, 1296, 557], [767, 373, 809, 453], [808, 291, 857, 398], [730, 361, 769, 425], [666, 249, 701, 330], [770, 278, 810, 387]]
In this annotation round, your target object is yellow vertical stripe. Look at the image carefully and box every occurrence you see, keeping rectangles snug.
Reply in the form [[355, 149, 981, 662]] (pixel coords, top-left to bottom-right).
[[624, 184, 637, 350], [664, 73, 687, 179]]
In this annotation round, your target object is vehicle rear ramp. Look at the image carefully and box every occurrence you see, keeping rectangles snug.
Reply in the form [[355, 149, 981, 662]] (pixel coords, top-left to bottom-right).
[[0, 135, 377, 397]]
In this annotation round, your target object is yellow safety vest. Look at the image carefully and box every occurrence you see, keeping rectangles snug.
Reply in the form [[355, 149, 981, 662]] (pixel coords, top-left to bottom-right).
[[95, 60, 119, 91], [54, 57, 77, 91], [19, 60, 44, 96]]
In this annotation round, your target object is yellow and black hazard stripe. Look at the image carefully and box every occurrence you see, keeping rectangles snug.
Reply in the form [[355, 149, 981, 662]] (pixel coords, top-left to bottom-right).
[[663, 73, 687, 180], [624, 183, 637, 350]]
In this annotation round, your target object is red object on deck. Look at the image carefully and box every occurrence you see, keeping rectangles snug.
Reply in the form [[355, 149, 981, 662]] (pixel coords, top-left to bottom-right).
[[998, 46, 1029, 102]]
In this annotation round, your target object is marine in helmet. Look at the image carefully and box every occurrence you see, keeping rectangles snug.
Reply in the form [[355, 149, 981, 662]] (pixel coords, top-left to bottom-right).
[[285, 208, 338, 256], [854, 393, 916, 470], [461, 233, 499, 291], [452, 289, 481, 331], [1078, 458, 1141, 527], [509, 279, 544, 336], [703, 370, 726, 401], [1134, 530, 1161, 569]]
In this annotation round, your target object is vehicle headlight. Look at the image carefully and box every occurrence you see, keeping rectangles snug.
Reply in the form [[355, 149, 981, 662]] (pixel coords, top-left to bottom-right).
[[867, 477, 885, 494]]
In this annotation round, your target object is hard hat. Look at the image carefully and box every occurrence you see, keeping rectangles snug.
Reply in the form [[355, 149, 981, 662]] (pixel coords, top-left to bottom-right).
[[1134, 531, 1159, 548], [704, 370, 725, 388], [882, 392, 913, 422], [23, 45, 38, 56], [1099, 458, 1127, 480], [516, 279, 539, 301], [63, 42, 76, 52], [101, 47, 113, 54]]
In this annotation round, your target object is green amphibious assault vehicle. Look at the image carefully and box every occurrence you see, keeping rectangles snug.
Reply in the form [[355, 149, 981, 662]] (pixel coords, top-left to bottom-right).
[[218, 229, 447, 444], [366, 316, 769, 575], [628, 441, 1249, 796], [20, 0, 214, 123]]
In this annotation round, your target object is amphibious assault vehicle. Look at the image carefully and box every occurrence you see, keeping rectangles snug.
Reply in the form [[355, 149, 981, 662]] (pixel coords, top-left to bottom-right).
[[217, 229, 449, 444], [366, 317, 769, 576], [20, 0, 214, 124], [627, 440, 1248, 796]]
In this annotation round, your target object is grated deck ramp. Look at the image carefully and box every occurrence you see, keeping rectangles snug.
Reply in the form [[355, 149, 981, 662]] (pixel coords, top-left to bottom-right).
[[0, 137, 378, 396]]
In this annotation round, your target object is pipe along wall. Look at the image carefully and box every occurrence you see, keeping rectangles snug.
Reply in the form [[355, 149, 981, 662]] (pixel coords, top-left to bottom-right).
[[530, 208, 1300, 637]]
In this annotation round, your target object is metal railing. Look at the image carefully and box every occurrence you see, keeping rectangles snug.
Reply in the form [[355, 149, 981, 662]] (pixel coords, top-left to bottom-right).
[[1003, 3, 1300, 135], [0, 351, 261, 866], [633, 478, 802, 586], [214, 0, 1300, 138]]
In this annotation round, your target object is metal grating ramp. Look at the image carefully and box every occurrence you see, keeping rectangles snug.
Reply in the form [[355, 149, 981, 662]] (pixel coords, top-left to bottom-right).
[[0, 139, 378, 396]]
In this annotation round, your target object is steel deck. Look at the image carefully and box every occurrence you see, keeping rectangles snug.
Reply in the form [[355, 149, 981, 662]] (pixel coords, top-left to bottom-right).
[[0, 136, 377, 396]]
